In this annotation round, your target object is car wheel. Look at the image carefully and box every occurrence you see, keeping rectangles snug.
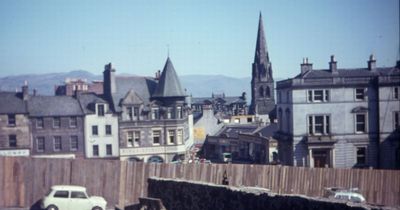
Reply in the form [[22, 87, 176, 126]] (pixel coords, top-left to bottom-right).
[[46, 205, 58, 210], [92, 206, 103, 210]]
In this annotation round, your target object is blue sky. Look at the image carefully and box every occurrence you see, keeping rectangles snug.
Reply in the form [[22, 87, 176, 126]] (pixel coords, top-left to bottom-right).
[[0, 0, 398, 79]]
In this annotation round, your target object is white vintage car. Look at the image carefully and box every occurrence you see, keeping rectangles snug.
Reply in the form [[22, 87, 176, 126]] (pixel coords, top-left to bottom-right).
[[40, 185, 107, 210]]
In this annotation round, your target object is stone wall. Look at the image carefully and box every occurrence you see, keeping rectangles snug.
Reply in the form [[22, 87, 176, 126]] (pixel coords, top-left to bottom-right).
[[147, 177, 389, 210]]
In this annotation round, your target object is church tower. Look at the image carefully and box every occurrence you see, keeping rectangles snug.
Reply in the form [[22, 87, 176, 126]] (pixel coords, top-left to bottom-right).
[[249, 13, 275, 120]]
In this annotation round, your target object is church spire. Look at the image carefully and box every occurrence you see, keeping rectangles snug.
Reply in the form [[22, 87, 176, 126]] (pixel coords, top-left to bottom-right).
[[254, 12, 269, 64]]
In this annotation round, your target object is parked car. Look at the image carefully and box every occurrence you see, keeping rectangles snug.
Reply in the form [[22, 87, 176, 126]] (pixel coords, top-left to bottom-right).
[[221, 152, 232, 163], [324, 187, 366, 203], [41, 185, 107, 210], [333, 191, 366, 203]]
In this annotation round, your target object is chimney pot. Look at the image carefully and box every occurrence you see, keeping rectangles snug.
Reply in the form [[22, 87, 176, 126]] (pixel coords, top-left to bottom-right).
[[301, 57, 313, 74], [368, 54, 376, 71], [329, 55, 338, 73], [330, 55, 336, 62]]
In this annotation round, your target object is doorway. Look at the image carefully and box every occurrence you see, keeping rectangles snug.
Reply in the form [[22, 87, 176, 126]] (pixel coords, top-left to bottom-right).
[[312, 149, 330, 168]]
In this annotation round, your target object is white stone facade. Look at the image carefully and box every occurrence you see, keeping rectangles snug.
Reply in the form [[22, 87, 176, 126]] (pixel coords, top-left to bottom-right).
[[84, 103, 119, 158]]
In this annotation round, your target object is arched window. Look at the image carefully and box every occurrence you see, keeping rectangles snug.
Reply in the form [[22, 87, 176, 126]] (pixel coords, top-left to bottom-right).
[[266, 86, 271, 98], [259, 86, 264, 97], [148, 156, 164, 163]]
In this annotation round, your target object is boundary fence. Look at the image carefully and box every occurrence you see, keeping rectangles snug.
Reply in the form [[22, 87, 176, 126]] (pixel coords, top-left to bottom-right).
[[0, 157, 399, 208]]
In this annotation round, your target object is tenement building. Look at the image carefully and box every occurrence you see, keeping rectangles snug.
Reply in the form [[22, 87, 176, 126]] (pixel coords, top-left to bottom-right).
[[103, 58, 191, 163], [28, 94, 86, 158], [77, 93, 119, 158], [0, 83, 30, 156], [275, 55, 400, 169], [249, 13, 276, 122]]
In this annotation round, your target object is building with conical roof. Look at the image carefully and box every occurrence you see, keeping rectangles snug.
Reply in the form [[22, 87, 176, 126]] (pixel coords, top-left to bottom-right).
[[103, 57, 192, 163], [249, 13, 276, 122], [152, 57, 186, 98]]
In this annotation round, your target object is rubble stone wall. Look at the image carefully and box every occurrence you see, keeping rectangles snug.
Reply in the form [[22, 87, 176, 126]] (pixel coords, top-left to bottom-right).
[[148, 177, 387, 210]]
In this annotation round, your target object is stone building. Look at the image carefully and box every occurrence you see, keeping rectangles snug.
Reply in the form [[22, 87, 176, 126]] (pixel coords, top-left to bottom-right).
[[55, 78, 103, 96], [249, 13, 276, 122], [28, 95, 85, 158], [0, 83, 30, 156], [193, 105, 223, 145], [275, 56, 400, 169], [201, 123, 278, 164], [77, 93, 119, 158], [103, 58, 191, 163], [191, 92, 247, 117]]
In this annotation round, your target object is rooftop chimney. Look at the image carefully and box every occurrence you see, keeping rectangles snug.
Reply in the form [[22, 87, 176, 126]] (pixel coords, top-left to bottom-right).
[[368, 54, 376, 71], [103, 62, 116, 97], [22, 80, 29, 100], [155, 70, 161, 80], [300, 57, 313, 74], [329, 55, 338, 74]]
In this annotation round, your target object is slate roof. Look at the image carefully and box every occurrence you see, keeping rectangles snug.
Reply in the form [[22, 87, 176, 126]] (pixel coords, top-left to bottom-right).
[[77, 93, 108, 114], [192, 96, 246, 106], [0, 92, 28, 114], [216, 125, 259, 138], [215, 123, 278, 139], [254, 123, 278, 137], [111, 76, 157, 112], [28, 95, 83, 117], [295, 67, 400, 79], [152, 57, 186, 98]]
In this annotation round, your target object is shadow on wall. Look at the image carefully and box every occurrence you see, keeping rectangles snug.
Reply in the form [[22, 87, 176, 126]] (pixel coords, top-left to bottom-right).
[[379, 130, 400, 169], [294, 137, 307, 167]]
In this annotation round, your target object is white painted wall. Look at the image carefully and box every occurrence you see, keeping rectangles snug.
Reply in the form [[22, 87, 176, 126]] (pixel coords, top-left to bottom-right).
[[84, 103, 119, 158]]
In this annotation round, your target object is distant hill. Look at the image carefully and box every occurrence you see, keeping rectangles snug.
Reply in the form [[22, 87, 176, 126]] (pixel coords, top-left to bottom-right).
[[0, 70, 101, 95], [0, 70, 283, 100]]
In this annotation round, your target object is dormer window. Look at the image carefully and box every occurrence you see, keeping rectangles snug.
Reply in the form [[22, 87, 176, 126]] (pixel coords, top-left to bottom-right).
[[134, 107, 139, 119], [151, 108, 159, 120], [167, 108, 172, 119], [128, 106, 140, 120], [176, 106, 182, 119], [97, 104, 105, 116]]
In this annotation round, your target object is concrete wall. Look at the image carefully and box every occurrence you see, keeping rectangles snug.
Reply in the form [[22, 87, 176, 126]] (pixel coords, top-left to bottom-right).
[[147, 177, 384, 210]]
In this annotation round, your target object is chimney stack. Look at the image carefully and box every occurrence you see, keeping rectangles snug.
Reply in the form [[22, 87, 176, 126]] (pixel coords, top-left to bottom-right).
[[103, 62, 116, 98], [329, 55, 338, 74], [368, 54, 376, 71], [155, 70, 161, 80], [300, 57, 313, 74], [22, 80, 29, 100]]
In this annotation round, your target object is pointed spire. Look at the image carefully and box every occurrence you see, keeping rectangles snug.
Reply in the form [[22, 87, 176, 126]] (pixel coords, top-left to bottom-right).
[[254, 12, 269, 64], [153, 57, 186, 98]]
